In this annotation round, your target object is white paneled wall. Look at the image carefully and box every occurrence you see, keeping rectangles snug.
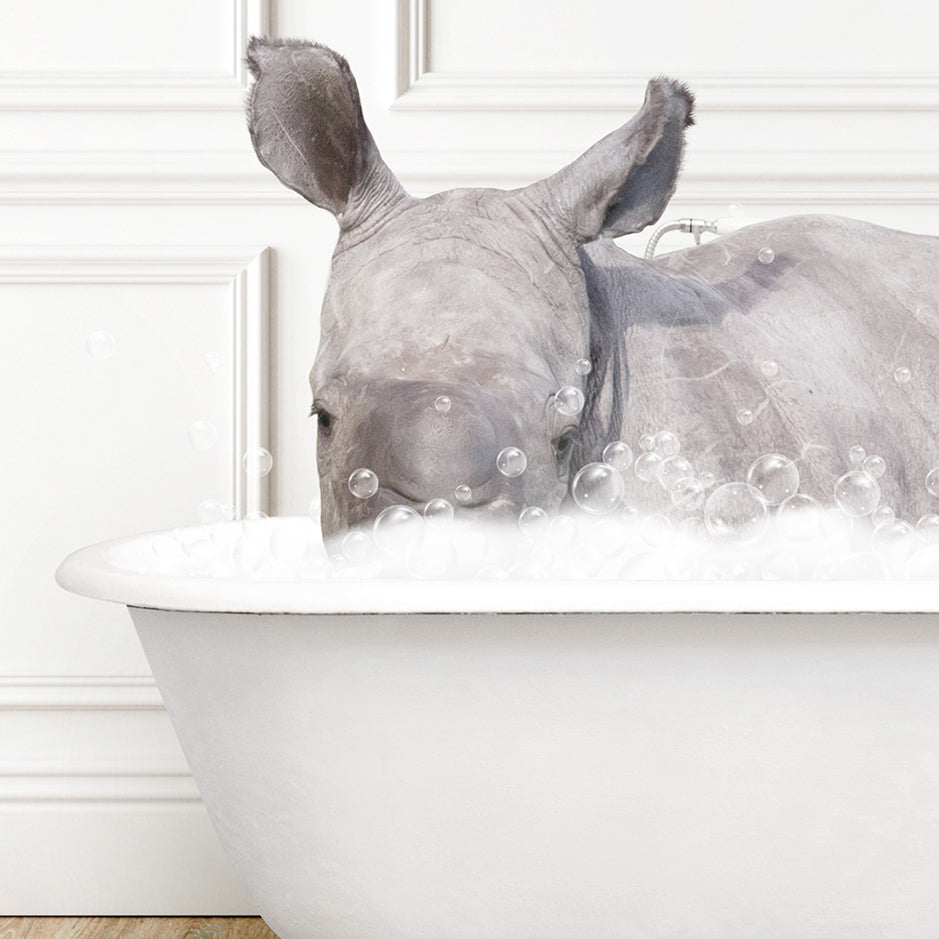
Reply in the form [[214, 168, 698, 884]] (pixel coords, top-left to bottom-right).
[[1, 0, 936, 913]]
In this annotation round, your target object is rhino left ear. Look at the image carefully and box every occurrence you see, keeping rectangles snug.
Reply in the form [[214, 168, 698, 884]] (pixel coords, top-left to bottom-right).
[[523, 77, 694, 242], [246, 37, 410, 225]]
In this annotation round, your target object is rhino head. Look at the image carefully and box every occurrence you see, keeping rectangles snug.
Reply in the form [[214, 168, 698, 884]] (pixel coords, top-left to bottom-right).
[[246, 38, 694, 539]]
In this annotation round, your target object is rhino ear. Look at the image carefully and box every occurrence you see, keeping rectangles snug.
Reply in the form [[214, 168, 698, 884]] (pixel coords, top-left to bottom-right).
[[525, 77, 694, 242], [246, 38, 409, 223]]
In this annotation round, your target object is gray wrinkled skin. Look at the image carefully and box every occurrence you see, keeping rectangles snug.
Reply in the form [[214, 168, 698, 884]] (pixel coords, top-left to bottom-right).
[[247, 38, 939, 539]]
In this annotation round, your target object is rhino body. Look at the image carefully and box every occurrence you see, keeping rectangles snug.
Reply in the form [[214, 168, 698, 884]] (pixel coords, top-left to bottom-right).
[[246, 38, 939, 539], [581, 216, 939, 521]]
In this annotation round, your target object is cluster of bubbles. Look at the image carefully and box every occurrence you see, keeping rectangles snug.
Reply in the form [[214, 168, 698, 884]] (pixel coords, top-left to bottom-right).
[[324, 398, 939, 581], [142, 439, 939, 583], [144, 481, 939, 583], [500, 430, 939, 580]]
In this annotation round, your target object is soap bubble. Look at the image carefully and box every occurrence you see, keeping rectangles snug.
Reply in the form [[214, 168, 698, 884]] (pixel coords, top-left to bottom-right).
[[434, 395, 451, 413], [639, 434, 655, 451], [670, 476, 706, 511], [894, 367, 912, 384], [575, 358, 592, 376], [348, 468, 379, 500], [496, 447, 527, 477], [834, 470, 881, 517], [602, 441, 633, 472], [270, 523, 313, 569], [455, 484, 472, 504], [758, 247, 775, 265], [704, 483, 769, 544], [548, 514, 578, 547], [760, 360, 778, 378], [341, 530, 373, 565], [659, 456, 694, 490], [204, 353, 224, 374], [736, 408, 754, 426], [572, 462, 625, 515], [407, 535, 457, 579], [183, 538, 216, 570], [518, 506, 550, 537], [849, 445, 866, 465], [639, 514, 673, 547], [916, 514, 939, 542], [634, 451, 664, 481], [926, 468, 939, 497], [762, 553, 800, 580], [699, 471, 716, 489], [243, 447, 273, 478], [233, 537, 265, 573], [728, 203, 744, 218], [373, 505, 424, 554], [777, 493, 821, 541], [423, 498, 454, 526], [210, 523, 240, 551], [863, 454, 886, 478], [871, 505, 895, 528], [653, 430, 681, 458], [86, 330, 116, 360], [871, 519, 916, 564], [199, 499, 235, 524], [554, 386, 585, 416], [909, 547, 939, 579], [152, 534, 179, 559], [746, 453, 799, 505], [189, 421, 217, 450], [820, 508, 854, 541]]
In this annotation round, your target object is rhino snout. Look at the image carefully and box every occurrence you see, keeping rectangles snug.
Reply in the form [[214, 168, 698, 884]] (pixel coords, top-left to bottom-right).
[[349, 381, 525, 517]]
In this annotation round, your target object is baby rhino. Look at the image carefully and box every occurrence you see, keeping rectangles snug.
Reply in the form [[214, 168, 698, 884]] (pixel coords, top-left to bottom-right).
[[246, 38, 939, 539]]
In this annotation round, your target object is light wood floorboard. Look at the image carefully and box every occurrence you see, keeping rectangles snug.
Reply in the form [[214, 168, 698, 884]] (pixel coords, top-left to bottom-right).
[[0, 920, 278, 939]]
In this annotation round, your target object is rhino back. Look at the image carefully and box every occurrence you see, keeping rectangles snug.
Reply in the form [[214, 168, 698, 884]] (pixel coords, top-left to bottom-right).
[[580, 215, 939, 518]]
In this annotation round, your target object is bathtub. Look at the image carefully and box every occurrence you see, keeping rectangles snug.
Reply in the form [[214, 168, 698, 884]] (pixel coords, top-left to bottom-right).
[[57, 518, 939, 938]]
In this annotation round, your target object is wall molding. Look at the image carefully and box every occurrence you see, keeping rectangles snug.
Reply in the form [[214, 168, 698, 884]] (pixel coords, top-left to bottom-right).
[[0, 676, 200, 806], [0, 245, 271, 517], [396, 0, 428, 98], [393, 1, 939, 112], [1, 148, 937, 205], [0, 675, 162, 710], [0, 151, 294, 204], [384, 148, 939, 204], [0, 760, 200, 804], [0, 0, 269, 111], [393, 70, 939, 112]]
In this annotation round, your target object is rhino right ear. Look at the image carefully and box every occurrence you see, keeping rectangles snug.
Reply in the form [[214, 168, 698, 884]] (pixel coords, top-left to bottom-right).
[[521, 77, 694, 242], [246, 38, 409, 224]]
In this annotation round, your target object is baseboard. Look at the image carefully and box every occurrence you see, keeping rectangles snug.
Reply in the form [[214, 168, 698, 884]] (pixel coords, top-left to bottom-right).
[[0, 805, 255, 914]]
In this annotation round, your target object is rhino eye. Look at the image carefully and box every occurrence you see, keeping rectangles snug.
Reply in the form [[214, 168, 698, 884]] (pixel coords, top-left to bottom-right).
[[552, 426, 577, 480], [310, 401, 334, 437]]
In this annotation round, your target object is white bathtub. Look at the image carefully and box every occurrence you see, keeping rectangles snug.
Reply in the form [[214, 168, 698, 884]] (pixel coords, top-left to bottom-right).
[[57, 518, 939, 938]]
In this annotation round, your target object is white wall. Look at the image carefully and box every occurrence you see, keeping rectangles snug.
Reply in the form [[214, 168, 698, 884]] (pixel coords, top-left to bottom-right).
[[1, 0, 936, 913]]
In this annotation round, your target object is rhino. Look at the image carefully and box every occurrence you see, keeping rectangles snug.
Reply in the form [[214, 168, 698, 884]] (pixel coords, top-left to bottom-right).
[[246, 38, 939, 541]]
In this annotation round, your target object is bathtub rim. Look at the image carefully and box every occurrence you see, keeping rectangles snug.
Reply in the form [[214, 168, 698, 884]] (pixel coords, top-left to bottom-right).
[[55, 518, 939, 615]]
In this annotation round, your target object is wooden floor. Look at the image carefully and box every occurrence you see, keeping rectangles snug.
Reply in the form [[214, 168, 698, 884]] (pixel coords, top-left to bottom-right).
[[0, 921, 278, 939]]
